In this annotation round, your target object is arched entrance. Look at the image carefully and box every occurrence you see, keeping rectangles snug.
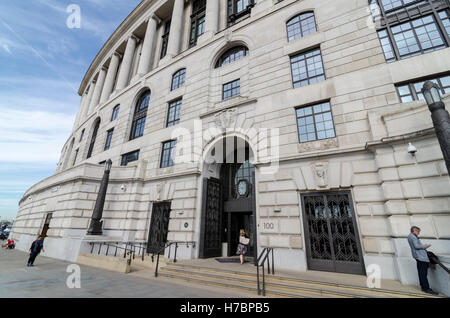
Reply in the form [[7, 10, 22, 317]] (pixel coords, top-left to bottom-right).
[[199, 136, 257, 262]]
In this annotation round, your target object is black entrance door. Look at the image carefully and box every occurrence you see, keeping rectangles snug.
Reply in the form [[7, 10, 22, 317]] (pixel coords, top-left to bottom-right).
[[200, 177, 223, 258], [301, 192, 366, 275], [147, 202, 171, 254]]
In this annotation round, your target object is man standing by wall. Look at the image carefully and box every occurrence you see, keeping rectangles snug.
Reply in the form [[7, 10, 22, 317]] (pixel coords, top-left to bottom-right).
[[407, 226, 438, 295], [27, 236, 45, 267]]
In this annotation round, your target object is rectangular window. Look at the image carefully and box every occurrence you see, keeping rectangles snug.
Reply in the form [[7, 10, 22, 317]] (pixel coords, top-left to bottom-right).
[[377, 29, 396, 63], [111, 105, 120, 121], [72, 149, 79, 166], [167, 99, 182, 127], [439, 10, 450, 38], [161, 140, 177, 168], [79, 129, 85, 142], [291, 48, 325, 88], [296, 101, 336, 143], [105, 129, 114, 150], [228, 0, 254, 24], [131, 117, 146, 140], [121, 150, 140, 166], [396, 73, 450, 102], [189, 0, 206, 47], [223, 79, 240, 100], [161, 20, 171, 59]]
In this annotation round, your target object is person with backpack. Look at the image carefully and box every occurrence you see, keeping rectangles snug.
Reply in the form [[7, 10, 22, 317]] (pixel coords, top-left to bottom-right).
[[27, 236, 45, 267]]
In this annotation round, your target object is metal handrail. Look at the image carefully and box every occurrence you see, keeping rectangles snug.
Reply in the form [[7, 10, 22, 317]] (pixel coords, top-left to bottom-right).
[[88, 241, 147, 262], [255, 248, 275, 296], [152, 241, 196, 277]]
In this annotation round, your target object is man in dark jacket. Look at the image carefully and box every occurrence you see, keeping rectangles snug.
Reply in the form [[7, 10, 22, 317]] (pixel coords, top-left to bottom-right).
[[407, 226, 438, 295], [27, 236, 45, 267]]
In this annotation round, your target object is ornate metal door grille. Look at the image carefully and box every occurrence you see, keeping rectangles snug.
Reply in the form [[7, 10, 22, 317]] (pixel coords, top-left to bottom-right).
[[200, 178, 223, 258], [147, 202, 171, 254], [302, 192, 365, 275]]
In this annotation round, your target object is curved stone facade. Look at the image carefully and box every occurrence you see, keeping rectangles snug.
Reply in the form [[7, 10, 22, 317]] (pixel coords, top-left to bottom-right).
[[11, 0, 450, 292]]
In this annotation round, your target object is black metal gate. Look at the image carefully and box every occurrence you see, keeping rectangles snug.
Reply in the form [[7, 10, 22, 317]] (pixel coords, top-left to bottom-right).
[[301, 192, 365, 275], [147, 202, 171, 254], [199, 178, 223, 258]]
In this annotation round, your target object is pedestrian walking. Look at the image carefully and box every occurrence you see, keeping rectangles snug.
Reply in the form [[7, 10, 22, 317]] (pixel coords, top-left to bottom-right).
[[236, 229, 249, 265], [27, 236, 45, 267], [407, 226, 438, 295]]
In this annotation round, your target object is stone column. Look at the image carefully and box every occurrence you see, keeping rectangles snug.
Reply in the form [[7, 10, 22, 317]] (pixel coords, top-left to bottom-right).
[[115, 35, 138, 91], [89, 67, 107, 112], [204, 0, 219, 39], [219, 0, 228, 31], [166, 0, 184, 59], [82, 81, 96, 119], [101, 52, 121, 103], [137, 16, 159, 76]]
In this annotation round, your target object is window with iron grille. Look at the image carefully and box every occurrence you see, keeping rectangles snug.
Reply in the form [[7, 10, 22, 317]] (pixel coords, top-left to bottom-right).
[[228, 0, 254, 24], [160, 20, 171, 59], [286, 12, 317, 42], [223, 79, 240, 100], [121, 150, 140, 166], [370, 0, 450, 62], [296, 101, 336, 143], [290, 48, 325, 88], [172, 69, 186, 90], [87, 119, 100, 159], [189, 0, 206, 47], [215, 46, 249, 68], [130, 90, 150, 140], [167, 99, 182, 127], [104, 129, 114, 151], [396, 73, 450, 102], [111, 105, 120, 121], [161, 140, 177, 168]]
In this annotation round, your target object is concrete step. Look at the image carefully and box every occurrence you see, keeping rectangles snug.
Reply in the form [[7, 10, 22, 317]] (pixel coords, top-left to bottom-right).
[[161, 262, 442, 298]]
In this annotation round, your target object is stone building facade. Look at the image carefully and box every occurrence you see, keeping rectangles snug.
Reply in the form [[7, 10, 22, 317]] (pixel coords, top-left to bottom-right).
[[11, 0, 450, 291]]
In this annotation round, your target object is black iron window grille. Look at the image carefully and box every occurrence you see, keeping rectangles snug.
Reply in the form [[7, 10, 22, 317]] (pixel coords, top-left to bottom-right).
[[111, 104, 120, 121], [290, 48, 325, 88], [287, 12, 317, 42], [104, 128, 114, 151], [296, 101, 336, 143], [223, 79, 240, 100], [121, 150, 140, 166], [130, 90, 150, 140], [370, 0, 450, 62], [215, 46, 249, 68], [396, 72, 450, 102], [189, 0, 206, 47], [161, 140, 177, 168], [160, 20, 171, 59], [167, 98, 182, 127], [171, 69, 186, 90]]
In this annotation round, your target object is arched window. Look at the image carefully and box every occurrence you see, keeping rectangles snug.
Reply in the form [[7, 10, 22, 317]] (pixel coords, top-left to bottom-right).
[[87, 119, 100, 159], [171, 69, 186, 90], [215, 46, 249, 68], [130, 90, 150, 140], [286, 12, 317, 42]]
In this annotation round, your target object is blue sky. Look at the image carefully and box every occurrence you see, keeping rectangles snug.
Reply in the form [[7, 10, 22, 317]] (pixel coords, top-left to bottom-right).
[[0, 0, 141, 220]]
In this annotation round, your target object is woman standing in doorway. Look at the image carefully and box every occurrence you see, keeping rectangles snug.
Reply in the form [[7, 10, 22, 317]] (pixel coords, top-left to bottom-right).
[[236, 229, 249, 264]]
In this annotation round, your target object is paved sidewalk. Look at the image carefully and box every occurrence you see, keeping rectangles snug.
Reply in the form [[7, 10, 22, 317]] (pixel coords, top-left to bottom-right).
[[0, 247, 254, 298]]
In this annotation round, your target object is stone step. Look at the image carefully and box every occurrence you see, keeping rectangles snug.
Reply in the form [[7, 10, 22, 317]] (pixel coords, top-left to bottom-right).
[[161, 263, 442, 298]]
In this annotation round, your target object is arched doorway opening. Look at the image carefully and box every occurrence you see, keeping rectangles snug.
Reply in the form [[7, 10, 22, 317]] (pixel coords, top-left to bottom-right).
[[199, 135, 257, 262]]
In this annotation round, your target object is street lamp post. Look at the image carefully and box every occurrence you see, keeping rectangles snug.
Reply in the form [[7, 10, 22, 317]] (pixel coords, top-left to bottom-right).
[[87, 159, 112, 235], [421, 81, 450, 176]]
